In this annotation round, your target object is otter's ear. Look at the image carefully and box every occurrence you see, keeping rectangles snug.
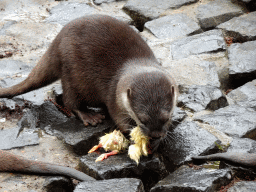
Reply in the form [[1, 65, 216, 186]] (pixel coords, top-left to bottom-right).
[[171, 85, 176, 99], [127, 88, 132, 98]]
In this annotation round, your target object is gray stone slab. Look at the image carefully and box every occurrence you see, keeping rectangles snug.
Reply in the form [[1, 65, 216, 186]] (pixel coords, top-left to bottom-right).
[[228, 181, 256, 192], [159, 121, 218, 165], [170, 29, 226, 60], [45, 118, 114, 155], [227, 79, 256, 111], [194, 105, 256, 138], [151, 166, 231, 192], [197, 0, 244, 29], [228, 41, 256, 87], [178, 85, 228, 112], [217, 12, 256, 42], [163, 60, 221, 87], [0, 60, 31, 78], [74, 178, 144, 192], [0, 126, 39, 150], [45, 2, 96, 26], [144, 14, 201, 39], [123, 0, 198, 21]]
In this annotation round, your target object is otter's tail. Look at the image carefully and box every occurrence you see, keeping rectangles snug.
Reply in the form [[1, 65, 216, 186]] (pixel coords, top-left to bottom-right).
[[0, 46, 61, 98], [0, 150, 95, 181], [192, 152, 256, 167]]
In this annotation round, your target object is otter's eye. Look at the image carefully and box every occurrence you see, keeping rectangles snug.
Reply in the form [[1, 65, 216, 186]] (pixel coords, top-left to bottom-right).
[[138, 114, 149, 125]]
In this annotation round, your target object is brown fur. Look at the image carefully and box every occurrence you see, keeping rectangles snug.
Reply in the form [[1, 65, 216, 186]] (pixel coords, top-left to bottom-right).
[[0, 150, 94, 180], [0, 15, 177, 173], [192, 152, 256, 168]]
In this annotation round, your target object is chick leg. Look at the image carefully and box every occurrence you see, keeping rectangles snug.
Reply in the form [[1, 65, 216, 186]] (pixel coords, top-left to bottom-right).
[[95, 150, 119, 162], [88, 143, 103, 153]]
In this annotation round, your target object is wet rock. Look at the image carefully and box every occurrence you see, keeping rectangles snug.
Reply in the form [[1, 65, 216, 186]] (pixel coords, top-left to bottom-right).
[[123, 0, 198, 29], [43, 176, 74, 192], [178, 85, 228, 112], [217, 12, 256, 43], [0, 125, 39, 150], [45, 118, 115, 155], [170, 29, 226, 60], [38, 101, 68, 129], [74, 178, 144, 192], [196, 0, 244, 30], [227, 80, 256, 111], [226, 137, 256, 154], [228, 181, 256, 192], [80, 153, 167, 191], [159, 121, 218, 171], [228, 41, 256, 88], [144, 14, 201, 39], [150, 165, 232, 192], [194, 105, 256, 139], [46, 2, 96, 26], [163, 60, 221, 87], [171, 107, 187, 128]]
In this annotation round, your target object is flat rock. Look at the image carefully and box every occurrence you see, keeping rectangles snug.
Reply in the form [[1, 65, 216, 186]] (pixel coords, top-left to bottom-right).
[[0, 76, 62, 106], [228, 181, 256, 192], [196, 0, 244, 30], [46, 2, 96, 26], [163, 60, 220, 87], [217, 12, 256, 43], [80, 153, 167, 191], [178, 85, 228, 112], [228, 41, 256, 87], [0, 175, 72, 192], [171, 107, 187, 128], [226, 137, 256, 153], [150, 166, 232, 192], [4, 21, 61, 52], [123, 0, 198, 25], [227, 80, 256, 111], [0, 60, 31, 79], [159, 120, 218, 167], [74, 178, 144, 192], [0, 125, 39, 150], [144, 14, 201, 39], [45, 117, 114, 155], [194, 105, 256, 139], [170, 29, 226, 60]]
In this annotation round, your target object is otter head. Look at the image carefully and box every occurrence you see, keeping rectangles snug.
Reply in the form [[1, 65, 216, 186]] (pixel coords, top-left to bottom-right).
[[122, 71, 177, 152]]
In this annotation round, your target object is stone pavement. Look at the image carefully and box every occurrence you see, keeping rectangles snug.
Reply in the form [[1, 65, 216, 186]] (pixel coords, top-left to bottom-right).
[[0, 0, 255, 191]]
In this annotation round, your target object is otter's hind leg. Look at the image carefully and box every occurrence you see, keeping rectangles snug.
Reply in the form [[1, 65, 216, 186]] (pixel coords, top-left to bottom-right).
[[61, 83, 105, 126]]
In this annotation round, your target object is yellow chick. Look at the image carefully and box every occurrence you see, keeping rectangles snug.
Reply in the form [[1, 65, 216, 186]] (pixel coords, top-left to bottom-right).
[[128, 126, 149, 164], [88, 130, 129, 162]]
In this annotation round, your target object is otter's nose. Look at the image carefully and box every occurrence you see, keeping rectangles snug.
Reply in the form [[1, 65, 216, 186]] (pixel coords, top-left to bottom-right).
[[150, 131, 166, 139]]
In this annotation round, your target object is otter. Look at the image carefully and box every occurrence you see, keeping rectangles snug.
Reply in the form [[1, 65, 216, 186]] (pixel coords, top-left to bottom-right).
[[192, 152, 256, 168], [0, 14, 177, 175], [0, 150, 95, 181], [0, 14, 177, 145]]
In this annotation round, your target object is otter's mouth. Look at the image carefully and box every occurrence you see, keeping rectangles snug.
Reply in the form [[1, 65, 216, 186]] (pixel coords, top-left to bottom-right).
[[149, 131, 167, 152]]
